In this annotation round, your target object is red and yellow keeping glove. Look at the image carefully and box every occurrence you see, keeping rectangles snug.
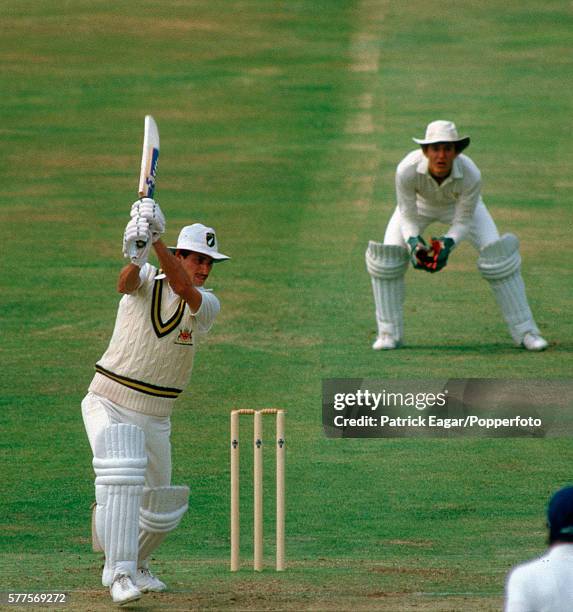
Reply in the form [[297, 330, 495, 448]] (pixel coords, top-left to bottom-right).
[[428, 236, 455, 272], [407, 236, 455, 273]]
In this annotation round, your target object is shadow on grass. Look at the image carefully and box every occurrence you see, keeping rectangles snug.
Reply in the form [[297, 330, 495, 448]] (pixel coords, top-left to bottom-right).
[[396, 344, 530, 353]]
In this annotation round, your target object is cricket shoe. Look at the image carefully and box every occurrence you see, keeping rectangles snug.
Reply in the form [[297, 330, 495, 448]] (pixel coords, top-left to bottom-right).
[[372, 333, 400, 350], [135, 567, 167, 593], [521, 332, 548, 352], [110, 574, 142, 605]]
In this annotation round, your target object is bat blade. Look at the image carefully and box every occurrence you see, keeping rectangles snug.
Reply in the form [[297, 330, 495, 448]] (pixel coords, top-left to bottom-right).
[[130, 115, 160, 256], [138, 115, 160, 198]]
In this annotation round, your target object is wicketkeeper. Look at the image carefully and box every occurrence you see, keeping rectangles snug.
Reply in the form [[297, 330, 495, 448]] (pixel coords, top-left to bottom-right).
[[81, 199, 229, 604], [366, 120, 547, 351]]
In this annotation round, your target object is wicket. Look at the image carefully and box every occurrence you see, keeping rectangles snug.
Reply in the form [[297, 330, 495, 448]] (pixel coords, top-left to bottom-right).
[[230, 409, 286, 572]]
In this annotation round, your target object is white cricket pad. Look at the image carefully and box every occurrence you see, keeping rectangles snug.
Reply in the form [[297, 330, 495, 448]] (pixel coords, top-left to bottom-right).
[[138, 485, 190, 565], [365, 241, 409, 341], [93, 423, 147, 586], [91, 502, 103, 553], [477, 234, 540, 343]]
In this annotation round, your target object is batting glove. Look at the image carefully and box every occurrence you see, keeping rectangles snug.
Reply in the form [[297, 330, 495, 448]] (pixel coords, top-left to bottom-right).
[[130, 198, 165, 243], [123, 216, 152, 266]]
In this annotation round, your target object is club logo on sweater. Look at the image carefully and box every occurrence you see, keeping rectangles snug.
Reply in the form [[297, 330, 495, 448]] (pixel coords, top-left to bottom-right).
[[175, 328, 193, 346]]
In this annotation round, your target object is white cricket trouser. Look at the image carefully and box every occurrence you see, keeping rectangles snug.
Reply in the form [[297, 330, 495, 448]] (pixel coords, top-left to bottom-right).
[[383, 200, 500, 250], [82, 392, 172, 487]]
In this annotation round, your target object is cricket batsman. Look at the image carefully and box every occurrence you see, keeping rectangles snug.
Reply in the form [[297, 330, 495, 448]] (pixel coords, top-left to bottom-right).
[[81, 199, 229, 604], [365, 120, 548, 351]]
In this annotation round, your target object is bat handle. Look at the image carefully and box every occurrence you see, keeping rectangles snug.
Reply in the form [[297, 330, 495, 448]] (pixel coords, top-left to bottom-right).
[[128, 239, 148, 259]]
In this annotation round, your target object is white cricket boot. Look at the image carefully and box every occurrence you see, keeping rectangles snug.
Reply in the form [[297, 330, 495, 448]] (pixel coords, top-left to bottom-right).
[[135, 566, 167, 593], [522, 332, 548, 352], [372, 332, 400, 350], [110, 574, 142, 605]]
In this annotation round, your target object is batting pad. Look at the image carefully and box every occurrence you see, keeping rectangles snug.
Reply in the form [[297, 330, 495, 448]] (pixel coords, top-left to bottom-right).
[[365, 241, 409, 341], [138, 486, 190, 565], [93, 423, 147, 586], [91, 501, 103, 553], [477, 233, 540, 344]]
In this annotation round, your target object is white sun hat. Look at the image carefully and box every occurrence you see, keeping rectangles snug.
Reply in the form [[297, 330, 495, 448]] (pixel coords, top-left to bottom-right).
[[413, 120, 470, 151], [169, 223, 230, 261]]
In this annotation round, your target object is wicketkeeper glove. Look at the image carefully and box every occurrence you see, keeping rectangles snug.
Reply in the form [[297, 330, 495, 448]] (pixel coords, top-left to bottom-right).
[[130, 198, 165, 243], [406, 235, 433, 271], [430, 236, 455, 272], [123, 216, 152, 267]]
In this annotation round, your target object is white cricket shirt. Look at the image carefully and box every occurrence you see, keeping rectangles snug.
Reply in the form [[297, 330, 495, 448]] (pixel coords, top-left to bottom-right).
[[504, 544, 573, 611], [395, 149, 483, 244], [89, 264, 220, 417]]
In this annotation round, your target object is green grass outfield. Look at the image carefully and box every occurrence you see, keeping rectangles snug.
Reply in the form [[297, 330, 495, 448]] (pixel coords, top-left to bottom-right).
[[1, 0, 572, 610]]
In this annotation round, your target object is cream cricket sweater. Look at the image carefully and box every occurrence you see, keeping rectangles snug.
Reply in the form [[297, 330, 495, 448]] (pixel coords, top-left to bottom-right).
[[89, 264, 219, 416]]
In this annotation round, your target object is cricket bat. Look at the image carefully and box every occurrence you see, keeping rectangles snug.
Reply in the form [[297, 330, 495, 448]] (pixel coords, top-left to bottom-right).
[[130, 115, 160, 256]]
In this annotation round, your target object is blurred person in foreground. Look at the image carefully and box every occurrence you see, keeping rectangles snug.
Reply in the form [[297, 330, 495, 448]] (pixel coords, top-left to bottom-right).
[[505, 486, 573, 611]]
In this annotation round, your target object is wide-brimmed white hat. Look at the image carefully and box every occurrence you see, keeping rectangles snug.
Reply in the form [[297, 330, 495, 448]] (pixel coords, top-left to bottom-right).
[[169, 223, 230, 261], [413, 120, 470, 151]]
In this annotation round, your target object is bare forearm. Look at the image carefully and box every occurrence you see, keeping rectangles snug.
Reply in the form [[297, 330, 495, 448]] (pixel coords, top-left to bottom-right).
[[153, 240, 202, 311], [153, 240, 188, 287], [117, 263, 142, 294]]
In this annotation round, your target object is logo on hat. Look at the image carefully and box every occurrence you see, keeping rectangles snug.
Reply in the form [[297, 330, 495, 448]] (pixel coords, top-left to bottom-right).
[[170, 223, 230, 261]]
